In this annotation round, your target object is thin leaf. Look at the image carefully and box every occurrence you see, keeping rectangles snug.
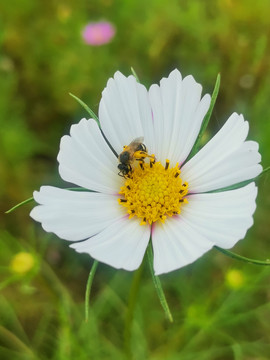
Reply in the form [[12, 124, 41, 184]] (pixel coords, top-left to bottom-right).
[[5, 197, 34, 214], [188, 73, 221, 159], [207, 165, 270, 193], [5, 187, 94, 213], [215, 246, 270, 266], [131, 67, 140, 82], [69, 92, 118, 158], [85, 260, 99, 322], [69, 93, 100, 127], [147, 243, 173, 322], [209, 179, 255, 193], [259, 165, 270, 177]]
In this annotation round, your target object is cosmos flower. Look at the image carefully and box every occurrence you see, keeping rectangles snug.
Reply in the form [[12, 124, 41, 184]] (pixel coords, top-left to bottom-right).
[[82, 21, 115, 46], [30, 69, 262, 275]]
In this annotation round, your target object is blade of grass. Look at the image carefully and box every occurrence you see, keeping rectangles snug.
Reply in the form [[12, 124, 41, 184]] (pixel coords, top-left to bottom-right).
[[0, 325, 35, 358]]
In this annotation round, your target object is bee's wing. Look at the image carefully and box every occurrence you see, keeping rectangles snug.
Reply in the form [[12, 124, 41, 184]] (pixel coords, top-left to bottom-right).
[[129, 136, 144, 148]]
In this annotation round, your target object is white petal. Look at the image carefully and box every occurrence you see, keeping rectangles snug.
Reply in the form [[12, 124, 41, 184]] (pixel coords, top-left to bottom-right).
[[30, 186, 125, 241], [152, 216, 214, 275], [181, 182, 257, 247], [149, 69, 211, 166], [99, 71, 154, 156], [70, 217, 150, 271], [181, 113, 262, 193], [152, 183, 258, 275], [57, 118, 123, 194]]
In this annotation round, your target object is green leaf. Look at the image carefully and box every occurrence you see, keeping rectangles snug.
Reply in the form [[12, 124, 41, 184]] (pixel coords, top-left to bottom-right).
[[85, 260, 99, 322], [215, 246, 270, 266], [188, 73, 221, 159], [131, 67, 140, 82], [69, 93, 100, 127], [207, 165, 270, 193], [147, 243, 173, 322], [259, 165, 270, 177], [5, 197, 34, 214], [5, 187, 94, 213]]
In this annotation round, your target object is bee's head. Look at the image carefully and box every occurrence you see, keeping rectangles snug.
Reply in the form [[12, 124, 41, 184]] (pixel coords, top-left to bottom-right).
[[118, 163, 128, 171]]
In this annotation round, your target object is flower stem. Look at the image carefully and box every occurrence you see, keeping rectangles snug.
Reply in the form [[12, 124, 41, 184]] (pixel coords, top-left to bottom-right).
[[147, 244, 173, 322], [85, 260, 99, 322], [124, 261, 144, 359]]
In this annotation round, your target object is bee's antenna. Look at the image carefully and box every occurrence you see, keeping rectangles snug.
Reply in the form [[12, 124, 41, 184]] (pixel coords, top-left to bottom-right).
[[99, 128, 118, 158]]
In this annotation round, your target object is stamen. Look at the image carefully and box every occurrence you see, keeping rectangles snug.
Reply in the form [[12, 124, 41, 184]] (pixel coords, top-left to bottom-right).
[[118, 159, 189, 225]]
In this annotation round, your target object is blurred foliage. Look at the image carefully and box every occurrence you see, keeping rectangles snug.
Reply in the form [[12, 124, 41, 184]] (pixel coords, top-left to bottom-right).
[[0, 0, 270, 359]]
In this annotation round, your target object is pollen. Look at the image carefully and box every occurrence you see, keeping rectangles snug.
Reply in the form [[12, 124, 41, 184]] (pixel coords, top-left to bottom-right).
[[118, 159, 189, 225]]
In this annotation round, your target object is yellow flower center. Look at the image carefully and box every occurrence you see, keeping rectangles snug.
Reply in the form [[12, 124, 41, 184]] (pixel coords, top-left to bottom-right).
[[118, 159, 189, 225]]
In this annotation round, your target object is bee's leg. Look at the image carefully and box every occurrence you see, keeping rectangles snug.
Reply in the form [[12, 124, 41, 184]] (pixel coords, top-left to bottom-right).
[[134, 150, 155, 162], [133, 150, 147, 161]]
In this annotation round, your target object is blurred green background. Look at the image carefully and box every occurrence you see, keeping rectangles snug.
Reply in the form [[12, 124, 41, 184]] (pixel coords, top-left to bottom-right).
[[1, 0, 270, 359]]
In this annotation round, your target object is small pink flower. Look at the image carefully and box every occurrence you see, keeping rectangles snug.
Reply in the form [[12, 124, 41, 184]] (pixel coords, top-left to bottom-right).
[[82, 21, 115, 46]]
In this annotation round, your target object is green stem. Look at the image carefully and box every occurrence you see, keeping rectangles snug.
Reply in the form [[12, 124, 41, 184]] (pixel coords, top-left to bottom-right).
[[215, 246, 270, 265], [124, 261, 144, 359], [85, 260, 99, 322], [147, 244, 173, 322]]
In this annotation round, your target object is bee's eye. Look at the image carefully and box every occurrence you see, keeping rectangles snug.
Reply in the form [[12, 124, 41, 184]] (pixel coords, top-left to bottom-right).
[[120, 152, 130, 163]]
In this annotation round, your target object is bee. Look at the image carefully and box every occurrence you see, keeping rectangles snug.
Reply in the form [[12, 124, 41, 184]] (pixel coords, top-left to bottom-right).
[[118, 137, 152, 177]]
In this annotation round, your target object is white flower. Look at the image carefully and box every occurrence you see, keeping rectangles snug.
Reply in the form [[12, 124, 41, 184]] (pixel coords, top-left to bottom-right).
[[30, 69, 262, 275]]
